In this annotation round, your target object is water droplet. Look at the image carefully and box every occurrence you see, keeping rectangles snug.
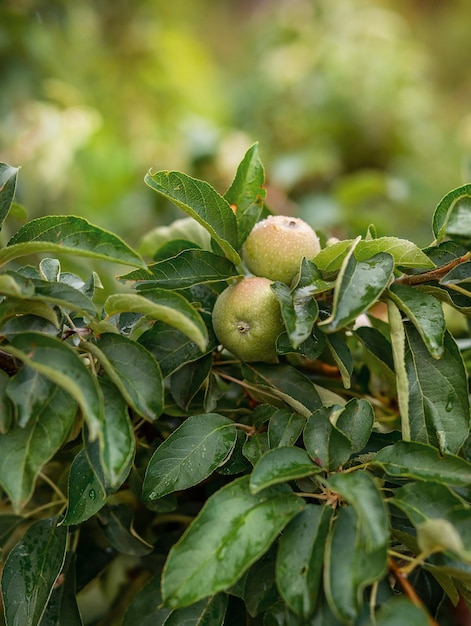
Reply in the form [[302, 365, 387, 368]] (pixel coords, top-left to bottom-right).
[[446, 395, 454, 412], [88, 489, 96, 500]]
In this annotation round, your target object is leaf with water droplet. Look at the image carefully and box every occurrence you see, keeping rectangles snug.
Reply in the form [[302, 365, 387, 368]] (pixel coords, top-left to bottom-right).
[[62, 448, 107, 525]]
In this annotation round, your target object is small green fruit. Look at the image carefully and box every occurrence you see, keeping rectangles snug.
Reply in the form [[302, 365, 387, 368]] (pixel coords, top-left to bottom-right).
[[243, 215, 321, 285], [212, 276, 284, 362]]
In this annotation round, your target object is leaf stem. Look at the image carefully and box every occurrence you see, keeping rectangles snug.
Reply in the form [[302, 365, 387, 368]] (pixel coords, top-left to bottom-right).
[[394, 251, 471, 286], [387, 557, 439, 626]]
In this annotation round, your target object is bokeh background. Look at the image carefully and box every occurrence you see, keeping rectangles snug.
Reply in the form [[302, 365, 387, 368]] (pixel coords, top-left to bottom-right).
[[2, 0, 471, 249]]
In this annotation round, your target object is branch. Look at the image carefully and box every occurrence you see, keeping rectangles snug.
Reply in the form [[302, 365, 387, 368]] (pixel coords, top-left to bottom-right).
[[394, 251, 471, 286], [388, 558, 439, 626]]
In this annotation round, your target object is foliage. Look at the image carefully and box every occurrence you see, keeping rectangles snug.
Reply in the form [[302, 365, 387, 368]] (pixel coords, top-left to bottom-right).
[[1, 145, 471, 625]]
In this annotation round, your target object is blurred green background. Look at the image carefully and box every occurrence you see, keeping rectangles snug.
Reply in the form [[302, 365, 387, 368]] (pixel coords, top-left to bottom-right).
[[2, 0, 471, 249]]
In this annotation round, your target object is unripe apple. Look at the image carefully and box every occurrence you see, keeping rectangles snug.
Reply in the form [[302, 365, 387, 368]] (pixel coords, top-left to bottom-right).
[[242, 215, 321, 285], [212, 276, 284, 362]]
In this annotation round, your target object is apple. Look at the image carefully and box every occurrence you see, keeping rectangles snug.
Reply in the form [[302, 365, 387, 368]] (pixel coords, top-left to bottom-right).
[[242, 215, 321, 285], [212, 276, 284, 362]]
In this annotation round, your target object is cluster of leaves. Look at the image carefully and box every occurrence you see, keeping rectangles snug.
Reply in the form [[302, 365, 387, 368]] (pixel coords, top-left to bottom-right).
[[1, 146, 471, 625]]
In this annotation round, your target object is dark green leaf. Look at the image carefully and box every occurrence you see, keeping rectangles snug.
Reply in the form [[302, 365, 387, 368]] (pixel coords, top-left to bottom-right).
[[3, 332, 104, 441], [123, 571, 171, 626], [389, 283, 445, 358], [39, 553, 82, 626], [276, 505, 333, 619], [6, 367, 56, 428], [432, 183, 471, 242], [0, 163, 19, 230], [164, 594, 228, 626], [354, 325, 395, 381], [268, 409, 305, 448], [335, 398, 375, 454], [242, 432, 270, 465], [242, 363, 323, 417], [120, 249, 239, 287], [62, 448, 107, 525], [249, 447, 321, 494], [375, 440, 471, 485], [243, 548, 279, 617], [303, 406, 352, 471], [367, 597, 432, 626], [145, 170, 240, 264], [142, 413, 237, 500], [0, 370, 13, 432], [2, 517, 67, 626], [98, 504, 153, 556], [271, 281, 318, 349], [87, 333, 163, 422], [104, 289, 208, 352], [161, 476, 304, 608], [325, 333, 353, 389], [320, 251, 394, 333], [1, 215, 145, 268], [170, 353, 212, 410], [0, 386, 76, 511], [388, 310, 470, 453]]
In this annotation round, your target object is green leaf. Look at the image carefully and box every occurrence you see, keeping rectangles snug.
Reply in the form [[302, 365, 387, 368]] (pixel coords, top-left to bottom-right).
[[123, 571, 171, 626], [145, 170, 240, 264], [163, 594, 228, 626], [138, 216, 212, 258], [335, 398, 375, 454], [62, 448, 107, 525], [432, 183, 471, 242], [367, 597, 432, 626], [98, 504, 153, 556], [320, 250, 394, 333], [388, 283, 445, 359], [142, 413, 237, 500], [104, 290, 208, 352], [161, 476, 304, 608], [242, 363, 323, 418], [1, 517, 67, 626], [267, 409, 305, 448], [0, 163, 19, 230], [325, 333, 353, 389], [0, 386, 76, 511], [120, 249, 239, 287], [354, 325, 395, 383], [6, 366, 56, 428], [3, 332, 104, 441], [98, 378, 135, 489], [242, 432, 270, 466], [303, 405, 352, 471], [271, 281, 319, 349], [0, 370, 14, 433], [170, 353, 212, 410], [86, 333, 163, 422], [276, 505, 334, 619], [388, 312, 470, 453], [375, 440, 471, 485], [242, 548, 279, 617], [314, 237, 434, 273], [0, 215, 145, 268], [249, 447, 321, 494], [39, 553, 82, 626], [224, 143, 267, 246]]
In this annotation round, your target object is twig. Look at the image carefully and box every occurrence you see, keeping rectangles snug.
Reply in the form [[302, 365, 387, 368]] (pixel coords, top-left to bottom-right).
[[388, 557, 439, 626], [394, 251, 471, 286]]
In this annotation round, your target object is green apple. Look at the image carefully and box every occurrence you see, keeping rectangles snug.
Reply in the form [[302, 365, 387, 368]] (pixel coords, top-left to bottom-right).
[[242, 215, 321, 285], [212, 276, 284, 362]]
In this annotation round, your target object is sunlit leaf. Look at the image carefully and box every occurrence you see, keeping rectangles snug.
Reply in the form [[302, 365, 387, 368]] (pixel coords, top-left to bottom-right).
[[432, 183, 471, 242], [0, 163, 19, 230]]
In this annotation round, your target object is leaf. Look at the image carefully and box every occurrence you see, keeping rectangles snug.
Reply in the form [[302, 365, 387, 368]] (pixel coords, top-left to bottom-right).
[[86, 333, 164, 422], [145, 170, 240, 264], [249, 447, 322, 494], [123, 571, 171, 626], [120, 249, 239, 287], [271, 281, 319, 349], [325, 333, 353, 388], [224, 143, 267, 246], [320, 250, 394, 333], [314, 237, 434, 273], [98, 377, 135, 489], [62, 448, 107, 526], [0, 215, 145, 268], [242, 432, 270, 466], [161, 476, 304, 608], [98, 504, 153, 556], [335, 398, 375, 454], [163, 594, 228, 626], [0, 370, 14, 433], [1, 517, 67, 626], [0, 386, 76, 511], [104, 290, 208, 352], [242, 548, 279, 617], [354, 325, 395, 382], [303, 406, 352, 471], [39, 553, 82, 626], [242, 363, 323, 418], [3, 332, 104, 441], [388, 283, 445, 359], [388, 313, 470, 454], [276, 505, 334, 619], [367, 597, 432, 626], [267, 409, 305, 448], [375, 440, 471, 485], [170, 353, 213, 410], [6, 366, 56, 428], [142, 413, 237, 500], [432, 183, 471, 242], [0, 163, 19, 230], [138, 216, 212, 258]]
